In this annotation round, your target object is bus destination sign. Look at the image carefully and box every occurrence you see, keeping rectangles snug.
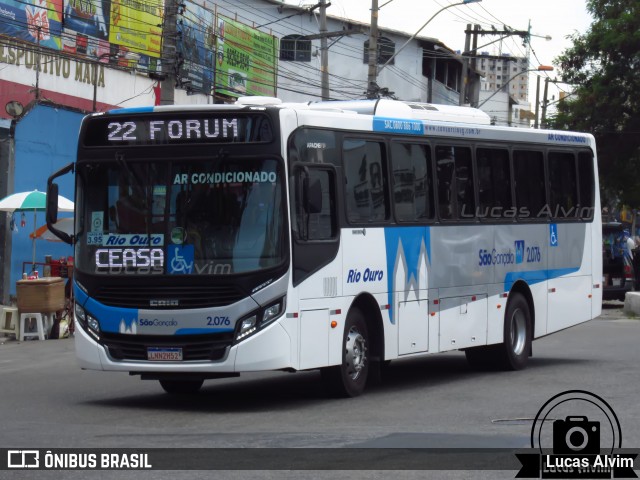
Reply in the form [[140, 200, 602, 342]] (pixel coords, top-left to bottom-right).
[[84, 114, 273, 146]]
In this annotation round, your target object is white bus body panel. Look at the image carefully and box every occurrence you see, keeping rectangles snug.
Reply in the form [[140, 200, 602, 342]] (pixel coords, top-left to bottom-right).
[[75, 319, 292, 373]]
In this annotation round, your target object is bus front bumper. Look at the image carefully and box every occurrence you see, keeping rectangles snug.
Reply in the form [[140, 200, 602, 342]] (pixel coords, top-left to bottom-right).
[[74, 319, 293, 373]]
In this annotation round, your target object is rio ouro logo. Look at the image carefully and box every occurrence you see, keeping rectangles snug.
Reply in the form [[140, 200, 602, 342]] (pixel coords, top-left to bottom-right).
[[516, 390, 637, 479]]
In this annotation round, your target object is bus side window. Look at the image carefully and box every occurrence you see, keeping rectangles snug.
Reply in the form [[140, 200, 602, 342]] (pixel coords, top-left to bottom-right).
[[577, 151, 594, 219], [476, 148, 512, 218], [435, 145, 474, 220], [343, 139, 389, 223], [391, 142, 434, 221], [548, 151, 578, 219], [513, 150, 546, 219], [293, 168, 336, 241]]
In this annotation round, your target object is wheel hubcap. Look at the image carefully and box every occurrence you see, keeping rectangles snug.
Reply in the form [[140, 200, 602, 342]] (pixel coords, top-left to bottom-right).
[[345, 326, 366, 380], [510, 308, 526, 356]]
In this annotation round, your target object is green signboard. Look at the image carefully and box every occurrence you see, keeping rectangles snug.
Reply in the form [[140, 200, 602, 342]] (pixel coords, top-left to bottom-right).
[[215, 15, 277, 98]]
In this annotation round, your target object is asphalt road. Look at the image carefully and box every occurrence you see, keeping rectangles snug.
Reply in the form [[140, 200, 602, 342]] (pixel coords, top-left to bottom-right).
[[0, 303, 638, 480]]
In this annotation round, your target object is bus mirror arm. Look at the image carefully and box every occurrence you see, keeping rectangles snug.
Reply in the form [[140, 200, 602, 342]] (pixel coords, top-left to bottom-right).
[[296, 166, 322, 241], [297, 167, 310, 241], [46, 162, 75, 245]]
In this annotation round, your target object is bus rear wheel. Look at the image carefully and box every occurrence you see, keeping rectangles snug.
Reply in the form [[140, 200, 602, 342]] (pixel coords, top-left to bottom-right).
[[321, 307, 369, 397], [159, 379, 204, 394], [498, 293, 531, 370], [465, 292, 531, 371]]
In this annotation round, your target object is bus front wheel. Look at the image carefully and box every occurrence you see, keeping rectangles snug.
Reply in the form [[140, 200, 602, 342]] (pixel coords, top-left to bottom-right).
[[159, 379, 204, 394], [321, 307, 369, 397]]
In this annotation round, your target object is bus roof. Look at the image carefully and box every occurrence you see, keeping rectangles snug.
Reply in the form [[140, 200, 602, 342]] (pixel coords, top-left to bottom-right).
[[100, 97, 593, 148]]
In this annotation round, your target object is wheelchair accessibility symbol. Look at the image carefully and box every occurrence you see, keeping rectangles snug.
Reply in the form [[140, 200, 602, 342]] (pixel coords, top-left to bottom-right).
[[168, 245, 194, 274], [550, 224, 558, 247]]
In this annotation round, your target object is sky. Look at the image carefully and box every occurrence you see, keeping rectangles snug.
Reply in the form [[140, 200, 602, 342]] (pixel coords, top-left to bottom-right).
[[285, 0, 594, 108]]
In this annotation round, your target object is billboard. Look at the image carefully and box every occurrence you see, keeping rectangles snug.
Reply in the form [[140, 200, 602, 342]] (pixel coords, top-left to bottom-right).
[[0, 0, 63, 50], [176, 0, 214, 94], [215, 15, 277, 98], [108, 0, 163, 58]]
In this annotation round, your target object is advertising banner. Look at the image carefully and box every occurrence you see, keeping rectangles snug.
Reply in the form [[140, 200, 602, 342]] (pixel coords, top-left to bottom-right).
[[0, 0, 63, 50], [176, 0, 214, 95], [215, 15, 277, 98], [108, 0, 163, 58], [64, 0, 110, 41]]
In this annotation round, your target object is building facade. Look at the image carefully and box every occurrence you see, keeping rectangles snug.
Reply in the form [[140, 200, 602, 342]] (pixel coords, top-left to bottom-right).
[[475, 52, 532, 127]]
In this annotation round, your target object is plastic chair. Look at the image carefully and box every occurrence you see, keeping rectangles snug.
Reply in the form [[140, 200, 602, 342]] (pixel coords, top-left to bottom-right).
[[19, 312, 53, 341], [0, 306, 19, 339]]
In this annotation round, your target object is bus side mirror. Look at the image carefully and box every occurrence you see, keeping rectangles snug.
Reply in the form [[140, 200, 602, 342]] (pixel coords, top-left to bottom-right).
[[46, 182, 59, 225], [46, 162, 75, 245]]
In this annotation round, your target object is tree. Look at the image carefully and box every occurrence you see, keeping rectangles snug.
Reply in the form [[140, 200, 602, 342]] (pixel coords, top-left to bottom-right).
[[549, 0, 640, 207]]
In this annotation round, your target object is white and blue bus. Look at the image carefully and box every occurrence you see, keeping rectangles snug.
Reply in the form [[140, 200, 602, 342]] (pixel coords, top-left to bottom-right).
[[46, 97, 602, 396]]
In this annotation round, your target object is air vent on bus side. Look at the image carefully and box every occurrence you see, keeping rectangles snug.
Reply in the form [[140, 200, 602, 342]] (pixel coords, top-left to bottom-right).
[[92, 285, 246, 309]]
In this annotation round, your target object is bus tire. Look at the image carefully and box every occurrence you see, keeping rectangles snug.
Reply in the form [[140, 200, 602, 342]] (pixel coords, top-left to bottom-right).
[[321, 307, 369, 397], [159, 379, 204, 394], [496, 293, 531, 370]]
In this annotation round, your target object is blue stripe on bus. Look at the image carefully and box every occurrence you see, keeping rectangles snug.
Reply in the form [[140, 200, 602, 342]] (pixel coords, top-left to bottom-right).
[[373, 117, 425, 135], [504, 267, 580, 292], [107, 107, 155, 115], [83, 296, 139, 334], [73, 280, 88, 307], [384, 226, 431, 324]]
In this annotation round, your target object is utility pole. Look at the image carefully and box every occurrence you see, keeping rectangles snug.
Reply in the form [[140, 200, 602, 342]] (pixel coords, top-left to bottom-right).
[[366, 0, 379, 98], [160, 0, 177, 105], [35, 27, 41, 100], [534, 75, 541, 129], [469, 24, 480, 106], [459, 23, 471, 106], [319, 0, 329, 100], [540, 76, 550, 128]]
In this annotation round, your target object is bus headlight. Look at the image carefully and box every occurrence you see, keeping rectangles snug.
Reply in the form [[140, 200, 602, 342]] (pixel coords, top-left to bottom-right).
[[74, 303, 101, 340], [236, 315, 257, 340], [75, 303, 86, 324], [87, 314, 100, 334], [261, 302, 282, 327], [235, 297, 285, 343]]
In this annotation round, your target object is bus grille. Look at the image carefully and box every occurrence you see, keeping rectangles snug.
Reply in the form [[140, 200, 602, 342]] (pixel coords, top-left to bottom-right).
[[101, 333, 234, 362], [93, 285, 245, 309]]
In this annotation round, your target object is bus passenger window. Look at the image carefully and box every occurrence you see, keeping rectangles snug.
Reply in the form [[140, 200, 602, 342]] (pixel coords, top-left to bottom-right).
[[476, 148, 512, 218], [391, 142, 433, 221], [435, 145, 474, 220], [343, 139, 389, 223], [513, 150, 546, 219], [578, 151, 594, 218], [549, 152, 578, 219]]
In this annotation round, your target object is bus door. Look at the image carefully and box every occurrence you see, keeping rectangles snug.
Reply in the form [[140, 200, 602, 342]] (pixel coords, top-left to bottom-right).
[[291, 165, 341, 369]]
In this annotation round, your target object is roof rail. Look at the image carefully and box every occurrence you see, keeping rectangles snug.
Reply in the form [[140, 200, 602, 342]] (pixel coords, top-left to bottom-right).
[[308, 99, 491, 125]]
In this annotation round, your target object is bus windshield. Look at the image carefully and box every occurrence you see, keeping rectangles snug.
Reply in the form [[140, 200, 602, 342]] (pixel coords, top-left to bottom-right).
[[75, 157, 286, 276]]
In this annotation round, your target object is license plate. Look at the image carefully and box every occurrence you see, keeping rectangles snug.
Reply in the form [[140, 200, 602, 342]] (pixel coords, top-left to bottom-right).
[[147, 347, 183, 361], [612, 278, 622, 287]]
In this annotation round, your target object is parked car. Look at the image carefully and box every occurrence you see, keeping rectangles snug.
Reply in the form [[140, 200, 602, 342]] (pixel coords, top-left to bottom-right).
[[602, 222, 635, 301]]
